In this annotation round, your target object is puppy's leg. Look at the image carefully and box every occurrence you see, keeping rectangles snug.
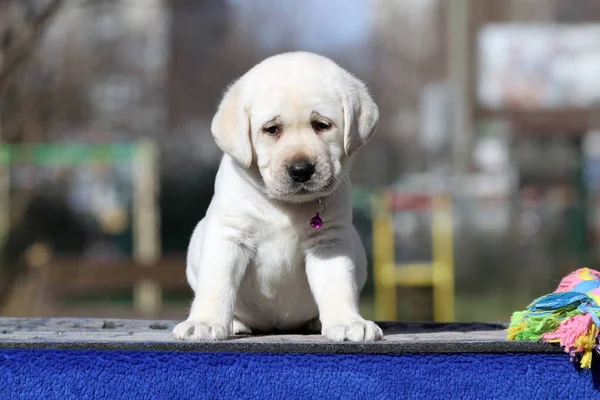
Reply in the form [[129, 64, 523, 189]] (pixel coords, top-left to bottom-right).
[[232, 317, 252, 335], [172, 233, 250, 341], [305, 230, 383, 342]]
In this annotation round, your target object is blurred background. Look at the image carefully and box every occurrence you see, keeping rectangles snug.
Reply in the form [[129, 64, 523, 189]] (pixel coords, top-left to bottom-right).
[[0, 0, 599, 323]]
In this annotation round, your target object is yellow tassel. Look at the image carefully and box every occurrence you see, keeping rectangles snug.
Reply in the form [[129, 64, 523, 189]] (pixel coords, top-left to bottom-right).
[[581, 350, 593, 369], [506, 321, 526, 340], [574, 324, 599, 369], [506, 327, 518, 340], [575, 324, 598, 349]]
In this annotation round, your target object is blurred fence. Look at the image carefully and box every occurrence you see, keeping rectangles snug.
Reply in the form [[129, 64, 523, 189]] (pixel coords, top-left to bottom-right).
[[0, 142, 173, 318]]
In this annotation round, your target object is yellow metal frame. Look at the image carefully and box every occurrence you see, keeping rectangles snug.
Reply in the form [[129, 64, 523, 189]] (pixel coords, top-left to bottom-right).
[[373, 192, 455, 321]]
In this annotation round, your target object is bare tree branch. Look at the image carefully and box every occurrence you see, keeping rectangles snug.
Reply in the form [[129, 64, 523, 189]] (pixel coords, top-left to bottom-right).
[[0, 0, 63, 94]]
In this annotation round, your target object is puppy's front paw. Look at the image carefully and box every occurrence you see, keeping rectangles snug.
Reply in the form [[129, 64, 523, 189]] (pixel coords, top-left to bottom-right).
[[172, 320, 229, 341], [322, 319, 383, 342]]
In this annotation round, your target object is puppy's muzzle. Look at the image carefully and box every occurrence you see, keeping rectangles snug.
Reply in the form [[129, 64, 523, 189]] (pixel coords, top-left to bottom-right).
[[287, 159, 315, 183]]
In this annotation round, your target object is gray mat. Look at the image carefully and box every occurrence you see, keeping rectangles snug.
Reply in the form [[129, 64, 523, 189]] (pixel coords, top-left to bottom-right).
[[0, 317, 559, 354]]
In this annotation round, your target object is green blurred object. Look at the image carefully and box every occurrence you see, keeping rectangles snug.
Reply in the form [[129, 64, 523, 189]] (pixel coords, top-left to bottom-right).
[[0, 144, 137, 166]]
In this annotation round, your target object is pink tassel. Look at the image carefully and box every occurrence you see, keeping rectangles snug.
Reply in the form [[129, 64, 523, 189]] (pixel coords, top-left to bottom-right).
[[542, 314, 593, 351]]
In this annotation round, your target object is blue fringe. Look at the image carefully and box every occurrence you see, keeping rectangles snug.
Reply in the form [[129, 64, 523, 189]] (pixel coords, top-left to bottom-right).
[[525, 291, 600, 327]]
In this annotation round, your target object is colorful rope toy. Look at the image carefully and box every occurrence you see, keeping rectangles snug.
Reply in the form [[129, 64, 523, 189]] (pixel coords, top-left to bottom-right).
[[508, 268, 600, 368]]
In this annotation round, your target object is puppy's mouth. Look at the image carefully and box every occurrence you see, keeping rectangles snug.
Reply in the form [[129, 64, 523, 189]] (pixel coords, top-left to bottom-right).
[[260, 165, 338, 202], [267, 183, 336, 204], [293, 188, 326, 199], [296, 183, 331, 195], [288, 177, 337, 198]]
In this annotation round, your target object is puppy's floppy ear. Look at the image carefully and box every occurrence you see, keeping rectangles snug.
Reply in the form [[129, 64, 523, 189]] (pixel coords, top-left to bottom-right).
[[341, 75, 379, 156], [211, 79, 252, 168]]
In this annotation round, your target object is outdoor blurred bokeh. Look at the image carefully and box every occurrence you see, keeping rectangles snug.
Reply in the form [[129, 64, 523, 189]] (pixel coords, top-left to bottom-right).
[[1, 0, 599, 323]]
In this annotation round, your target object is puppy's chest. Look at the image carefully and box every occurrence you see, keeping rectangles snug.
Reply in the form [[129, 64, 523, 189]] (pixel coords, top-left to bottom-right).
[[247, 213, 309, 289], [252, 225, 303, 272]]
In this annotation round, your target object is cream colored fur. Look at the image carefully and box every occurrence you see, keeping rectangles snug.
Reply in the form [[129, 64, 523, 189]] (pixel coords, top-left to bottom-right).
[[172, 52, 382, 341]]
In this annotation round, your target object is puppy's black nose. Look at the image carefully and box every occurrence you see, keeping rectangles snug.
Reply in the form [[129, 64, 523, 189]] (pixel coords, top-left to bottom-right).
[[287, 160, 315, 183]]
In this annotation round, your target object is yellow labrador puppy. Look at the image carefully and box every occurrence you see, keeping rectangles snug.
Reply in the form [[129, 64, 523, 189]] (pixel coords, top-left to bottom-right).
[[173, 52, 382, 342]]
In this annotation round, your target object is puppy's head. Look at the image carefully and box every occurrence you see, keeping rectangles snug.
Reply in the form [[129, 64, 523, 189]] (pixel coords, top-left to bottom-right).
[[211, 52, 378, 203]]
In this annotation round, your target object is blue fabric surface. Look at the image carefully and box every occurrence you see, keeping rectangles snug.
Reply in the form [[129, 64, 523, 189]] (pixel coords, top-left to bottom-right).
[[0, 349, 598, 399]]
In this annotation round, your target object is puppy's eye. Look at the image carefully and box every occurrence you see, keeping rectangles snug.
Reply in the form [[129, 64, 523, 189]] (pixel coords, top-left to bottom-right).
[[312, 121, 331, 132], [263, 125, 280, 136]]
